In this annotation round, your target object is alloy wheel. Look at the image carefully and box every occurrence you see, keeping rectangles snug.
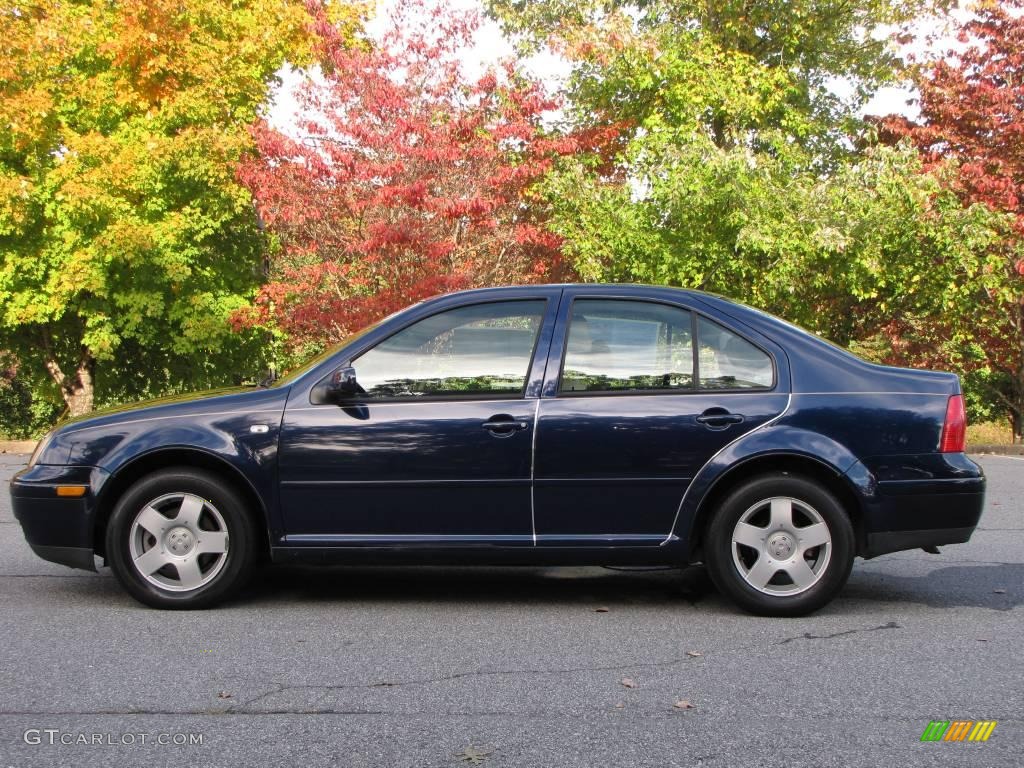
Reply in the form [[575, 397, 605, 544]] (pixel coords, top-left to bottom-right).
[[730, 496, 832, 596], [128, 492, 230, 592]]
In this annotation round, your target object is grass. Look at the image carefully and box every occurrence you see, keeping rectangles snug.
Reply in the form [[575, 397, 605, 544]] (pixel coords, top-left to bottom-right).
[[966, 420, 1016, 447]]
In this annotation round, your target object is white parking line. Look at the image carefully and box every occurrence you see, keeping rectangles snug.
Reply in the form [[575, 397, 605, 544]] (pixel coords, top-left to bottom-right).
[[976, 453, 1024, 462]]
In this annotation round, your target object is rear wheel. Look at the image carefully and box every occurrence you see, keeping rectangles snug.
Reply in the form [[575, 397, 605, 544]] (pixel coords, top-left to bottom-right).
[[704, 475, 854, 616], [105, 467, 258, 609]]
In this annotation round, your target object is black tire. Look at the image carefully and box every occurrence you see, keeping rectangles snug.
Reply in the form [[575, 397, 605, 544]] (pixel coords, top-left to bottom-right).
[[105, 467, 259, 609], [704, 474, 854, 617]]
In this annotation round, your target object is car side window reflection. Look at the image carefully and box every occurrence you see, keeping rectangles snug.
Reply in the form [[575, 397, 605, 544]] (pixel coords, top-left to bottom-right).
[[559, 299, 774, 394], [560, 300, 695, 393], [697, 316, 774, 389], [352, 301, 545, 399]]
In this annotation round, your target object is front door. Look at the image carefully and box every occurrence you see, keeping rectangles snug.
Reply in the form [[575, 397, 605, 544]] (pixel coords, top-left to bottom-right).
[[278, 298, 554, 544], [533, 297, 788, 545]]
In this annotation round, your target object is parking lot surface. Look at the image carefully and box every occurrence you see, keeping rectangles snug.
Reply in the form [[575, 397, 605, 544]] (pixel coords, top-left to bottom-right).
[[1, 454, 1020, 767]]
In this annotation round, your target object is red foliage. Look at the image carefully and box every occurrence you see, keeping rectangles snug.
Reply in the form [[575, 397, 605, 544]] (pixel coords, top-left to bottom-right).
[[881, 0, 1024, 234], [237, 0, 616, 350]]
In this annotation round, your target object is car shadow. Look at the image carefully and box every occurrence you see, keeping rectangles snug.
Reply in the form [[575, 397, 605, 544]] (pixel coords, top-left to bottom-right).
[[843, 561, 1022, 611], [236, 560, 1022, 612], [37, 559, 1021, 613], [240, 563, 719, 608]]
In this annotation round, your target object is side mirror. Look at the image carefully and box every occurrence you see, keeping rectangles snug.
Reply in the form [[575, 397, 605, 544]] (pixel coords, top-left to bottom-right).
[[327, 366, 361, 399]]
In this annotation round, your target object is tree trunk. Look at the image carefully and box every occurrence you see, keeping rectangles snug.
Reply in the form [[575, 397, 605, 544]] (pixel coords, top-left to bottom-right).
[[43, 348, 95, 417], [1013, 407, 1023, 445]]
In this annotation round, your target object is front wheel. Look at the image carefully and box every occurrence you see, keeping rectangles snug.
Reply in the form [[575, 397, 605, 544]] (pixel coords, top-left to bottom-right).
[[105, 467, 258, 609], [704, 475, 854, 617]]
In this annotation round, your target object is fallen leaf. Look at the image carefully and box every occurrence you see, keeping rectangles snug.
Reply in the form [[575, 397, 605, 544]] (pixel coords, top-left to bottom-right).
[[686, 651, 703, 658], [454, 746, 493, 765], [994, 588, 1007, 594], [614, 701, 625, 709], [217, 691, 232, 699], [673, 699, 695, 710], [594, 606, 610, 613], [621, 678, 636, 688]]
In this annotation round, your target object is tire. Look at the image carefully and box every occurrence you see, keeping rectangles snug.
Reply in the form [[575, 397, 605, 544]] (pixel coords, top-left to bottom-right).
[[704, 474, 854, 617], [105, 467, 259, 609]]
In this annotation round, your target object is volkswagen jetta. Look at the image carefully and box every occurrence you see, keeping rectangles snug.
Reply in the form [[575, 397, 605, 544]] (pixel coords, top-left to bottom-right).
[[10, 285, 986, 615]]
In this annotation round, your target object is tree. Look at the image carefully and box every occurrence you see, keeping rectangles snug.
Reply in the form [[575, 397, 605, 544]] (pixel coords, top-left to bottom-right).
[[0, 0, 351, 418], [488, 1, 944, 161], [480, 0, 950, 297], [880, 0, 1024, 441], [237, 0, 611, 359], [488, 0, 1021, 436]]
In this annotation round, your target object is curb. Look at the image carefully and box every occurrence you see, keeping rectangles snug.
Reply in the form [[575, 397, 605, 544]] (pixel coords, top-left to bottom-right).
[[0, 440, 37, 455], [970, 444, 1024, 456]]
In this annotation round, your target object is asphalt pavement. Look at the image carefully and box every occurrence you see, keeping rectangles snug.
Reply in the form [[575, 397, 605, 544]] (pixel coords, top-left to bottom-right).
[[0, 454, 1021, 767]]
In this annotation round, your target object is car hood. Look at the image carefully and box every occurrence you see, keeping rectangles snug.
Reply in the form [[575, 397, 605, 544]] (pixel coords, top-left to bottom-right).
[[56, 385, 291, 435], [30, 385, 293, 468]]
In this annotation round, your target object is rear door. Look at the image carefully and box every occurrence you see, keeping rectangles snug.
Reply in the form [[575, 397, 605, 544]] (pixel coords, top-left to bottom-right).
[[533, 291, 789, 546]]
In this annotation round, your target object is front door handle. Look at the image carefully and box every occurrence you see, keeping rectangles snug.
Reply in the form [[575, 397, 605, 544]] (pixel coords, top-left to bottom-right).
[[482, 415, 529, 435], [696, 409, 745, 428]]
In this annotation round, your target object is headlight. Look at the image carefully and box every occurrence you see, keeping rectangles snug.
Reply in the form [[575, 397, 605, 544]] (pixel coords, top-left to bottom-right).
[[27, 431, 55, 468]]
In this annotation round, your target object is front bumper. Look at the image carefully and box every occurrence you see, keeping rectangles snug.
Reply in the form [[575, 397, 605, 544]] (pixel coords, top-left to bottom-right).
[[9, 464, 108, 571]]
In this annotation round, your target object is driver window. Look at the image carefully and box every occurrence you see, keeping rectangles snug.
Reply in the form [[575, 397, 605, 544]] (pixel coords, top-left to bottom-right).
[[352, 301, 545, 399]]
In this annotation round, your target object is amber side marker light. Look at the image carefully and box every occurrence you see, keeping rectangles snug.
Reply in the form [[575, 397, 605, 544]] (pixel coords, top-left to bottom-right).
[[55, 486, 87, 497]]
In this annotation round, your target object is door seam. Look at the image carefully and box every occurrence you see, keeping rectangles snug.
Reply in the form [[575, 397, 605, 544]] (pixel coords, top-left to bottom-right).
[[530, 398, 540, 546]]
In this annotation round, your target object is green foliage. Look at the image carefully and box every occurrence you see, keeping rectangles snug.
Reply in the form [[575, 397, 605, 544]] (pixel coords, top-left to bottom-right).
[[0, 354, 60, 438], [493, 0, 1020, 428], [488, 0, 945, 161], [0, 0, 327, 422], [550, 142, 1008, 337]]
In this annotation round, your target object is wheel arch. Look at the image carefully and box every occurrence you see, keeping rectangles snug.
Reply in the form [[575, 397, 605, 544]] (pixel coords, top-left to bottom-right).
[[94, 447, 270, 560], [684, 452, 867, 562]]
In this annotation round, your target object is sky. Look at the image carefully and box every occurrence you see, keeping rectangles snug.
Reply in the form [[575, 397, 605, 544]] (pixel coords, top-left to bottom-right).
[[266, 0, 973, 136]]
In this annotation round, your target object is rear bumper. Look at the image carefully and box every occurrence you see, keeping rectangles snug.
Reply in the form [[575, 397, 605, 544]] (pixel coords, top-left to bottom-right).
[[864, 526, 975, 559], [850, 453, 986, 558], [9, 464, 106, 571]]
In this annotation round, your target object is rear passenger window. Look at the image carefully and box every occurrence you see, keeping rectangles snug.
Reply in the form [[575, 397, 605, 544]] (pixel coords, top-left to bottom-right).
[[697, 316, 774, 389], [559, 300, 774, 394], [560, 300, 694, 393]]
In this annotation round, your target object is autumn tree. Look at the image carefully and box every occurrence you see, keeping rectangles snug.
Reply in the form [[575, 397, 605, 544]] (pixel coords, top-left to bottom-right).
[[0, 0, 355, 419], [480, 0, 960, 307], [880, 0, 1024, 441], [238, 0, 609, 359]]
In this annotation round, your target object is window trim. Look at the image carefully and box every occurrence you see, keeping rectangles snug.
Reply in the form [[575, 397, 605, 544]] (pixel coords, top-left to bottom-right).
[[309, 298, 550, 405], [554, 297, 777, 398]]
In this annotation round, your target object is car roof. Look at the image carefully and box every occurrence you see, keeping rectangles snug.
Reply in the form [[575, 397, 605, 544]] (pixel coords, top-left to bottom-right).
[[433, 283, 710, 300]]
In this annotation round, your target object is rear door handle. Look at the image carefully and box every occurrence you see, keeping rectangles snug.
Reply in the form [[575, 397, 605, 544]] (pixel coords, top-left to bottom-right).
[[696, 410, 745, 427], [482, 415, 529, 434]]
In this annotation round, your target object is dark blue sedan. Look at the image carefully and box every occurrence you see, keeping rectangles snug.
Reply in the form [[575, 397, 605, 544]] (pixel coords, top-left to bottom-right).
[[10, 284, 985, 615]]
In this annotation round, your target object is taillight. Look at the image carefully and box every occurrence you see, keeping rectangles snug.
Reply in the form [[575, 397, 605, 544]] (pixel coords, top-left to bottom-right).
[[939, 394, 967, 453]]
